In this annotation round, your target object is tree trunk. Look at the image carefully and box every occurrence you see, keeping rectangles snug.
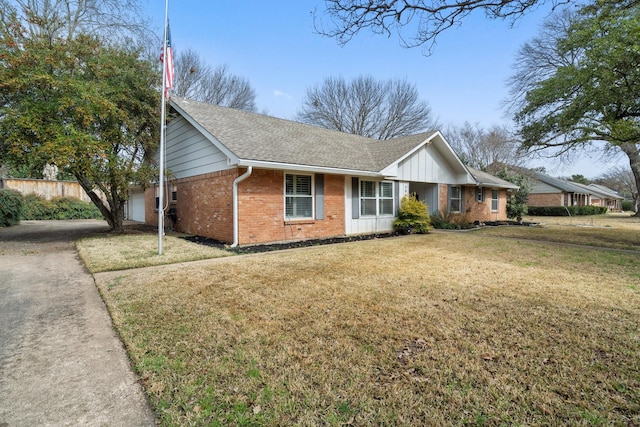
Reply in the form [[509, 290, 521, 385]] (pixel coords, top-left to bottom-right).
[[620, 142, 640, 217], [75, 175, 125, 231]]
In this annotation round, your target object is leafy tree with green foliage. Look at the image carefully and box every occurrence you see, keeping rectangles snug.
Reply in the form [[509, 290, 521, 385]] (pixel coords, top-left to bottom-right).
[[496, 168, 530, 221], [0, 17, 160, 231], [509, 4, 640, 217], [569, 174, 590, 184]]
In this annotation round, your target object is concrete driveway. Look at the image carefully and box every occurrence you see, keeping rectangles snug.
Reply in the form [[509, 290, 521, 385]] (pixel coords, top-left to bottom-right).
[[0, 220, 156, 426]]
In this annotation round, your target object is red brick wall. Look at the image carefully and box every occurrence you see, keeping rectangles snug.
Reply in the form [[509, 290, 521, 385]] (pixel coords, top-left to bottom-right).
[[528, 192, 564, 206], [146, 169, 237, 243], [437, 184, 509, 222], [146, 168, 346, 245], [237, 170, 345, 245]]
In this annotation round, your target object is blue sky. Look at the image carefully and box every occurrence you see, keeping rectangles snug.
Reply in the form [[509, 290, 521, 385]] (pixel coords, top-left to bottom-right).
[[143, 1, 623, 178]]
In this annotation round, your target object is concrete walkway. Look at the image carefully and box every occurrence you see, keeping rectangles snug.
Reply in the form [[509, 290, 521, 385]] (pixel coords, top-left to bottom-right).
[[0, 220, 156, 427]]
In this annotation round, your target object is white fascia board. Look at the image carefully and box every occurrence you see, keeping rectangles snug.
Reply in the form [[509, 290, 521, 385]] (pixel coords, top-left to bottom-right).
[[432, 131, 472, 174], [237, 159, 382, 177], [477, 182, 520, 190], [379, 163, 398, 178], [169, 99, 240, 165], [388, 134, 434, 166]]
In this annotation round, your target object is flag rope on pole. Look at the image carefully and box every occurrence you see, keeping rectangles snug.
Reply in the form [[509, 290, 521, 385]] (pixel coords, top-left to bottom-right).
[[158, 0, 171, 255]]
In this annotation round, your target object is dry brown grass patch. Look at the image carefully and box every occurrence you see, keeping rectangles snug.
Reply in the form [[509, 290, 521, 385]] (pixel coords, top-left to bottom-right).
[[478, 214, 640, 251], [78, 233, 230, 273], [95, 232, 640, 425]]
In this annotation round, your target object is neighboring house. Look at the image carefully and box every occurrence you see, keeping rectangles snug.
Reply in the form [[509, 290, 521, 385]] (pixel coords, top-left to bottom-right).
[[134, 98, 518, 246], [527, 171, 623, 210], [586, 183, 624, 211]]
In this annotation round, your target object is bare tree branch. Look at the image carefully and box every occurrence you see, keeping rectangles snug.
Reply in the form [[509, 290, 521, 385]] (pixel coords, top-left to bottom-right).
[[1, 0, 154, 44], [173, 48, 257, 112], [297, 75, 437, 139], [445, 122, 527, 172], [316, 0, 574, 54]]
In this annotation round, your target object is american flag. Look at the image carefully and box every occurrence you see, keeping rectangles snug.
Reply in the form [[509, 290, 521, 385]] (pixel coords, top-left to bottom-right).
[[160, 21, 174, 99]]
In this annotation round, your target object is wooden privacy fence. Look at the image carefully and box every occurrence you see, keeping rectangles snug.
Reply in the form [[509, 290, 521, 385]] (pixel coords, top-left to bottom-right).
[[0, 178, 92, 203]]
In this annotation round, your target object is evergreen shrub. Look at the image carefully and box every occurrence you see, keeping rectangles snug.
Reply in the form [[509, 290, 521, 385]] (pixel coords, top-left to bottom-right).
[[527, 206, 608, 216], [21, 195, 102, 220], [0, 189, 24, 227], [393, 194, 431, 234]]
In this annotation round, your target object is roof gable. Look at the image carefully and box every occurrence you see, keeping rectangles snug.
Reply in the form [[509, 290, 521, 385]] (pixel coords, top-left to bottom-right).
[[171, 97, 410, 174], [169, 98, 494, 188]]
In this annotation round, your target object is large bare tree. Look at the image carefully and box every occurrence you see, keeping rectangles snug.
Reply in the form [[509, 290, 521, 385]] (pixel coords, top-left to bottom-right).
[[445, 122, 526, 173], [172, 48, 257, 112], [595, 166, 638, 212], [297, 75, 437, 140], [0, 0, 152, 43]]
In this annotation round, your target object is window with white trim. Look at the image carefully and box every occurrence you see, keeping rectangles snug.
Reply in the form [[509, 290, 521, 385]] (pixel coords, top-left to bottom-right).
[[491, 189, 499, 211], [449, 186, 462, 213], [379, 182, 394, 215], [476, 187, 485, 202], [285, 174, 313, 219], [360, 180, 394, 216]]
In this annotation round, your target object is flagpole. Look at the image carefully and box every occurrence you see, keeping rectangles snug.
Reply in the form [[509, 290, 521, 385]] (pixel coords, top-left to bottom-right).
[[158, 0, 169, 255]]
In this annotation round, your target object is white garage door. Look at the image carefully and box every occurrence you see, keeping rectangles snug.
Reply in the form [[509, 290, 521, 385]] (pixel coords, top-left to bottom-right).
[[129, 191, 146, 222]]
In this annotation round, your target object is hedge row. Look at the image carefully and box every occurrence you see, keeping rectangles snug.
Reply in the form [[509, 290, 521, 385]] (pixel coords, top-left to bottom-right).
[[527, 205, 608, 216], [0, 189, 24, 227], [21, 194, 102, 220]]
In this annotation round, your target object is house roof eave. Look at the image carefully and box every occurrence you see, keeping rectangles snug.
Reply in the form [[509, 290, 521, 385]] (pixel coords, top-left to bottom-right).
[[237, 159, 383, 177]]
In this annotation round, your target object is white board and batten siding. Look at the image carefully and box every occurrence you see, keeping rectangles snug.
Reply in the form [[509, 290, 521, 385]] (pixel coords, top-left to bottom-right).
[[164, 115, 233, 180], [394, 143, 460, 183], [344, 177, 410, 235]]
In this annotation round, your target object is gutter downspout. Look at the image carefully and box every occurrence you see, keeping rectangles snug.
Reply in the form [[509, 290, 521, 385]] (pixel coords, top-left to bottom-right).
[[230, 166, 252, 248]]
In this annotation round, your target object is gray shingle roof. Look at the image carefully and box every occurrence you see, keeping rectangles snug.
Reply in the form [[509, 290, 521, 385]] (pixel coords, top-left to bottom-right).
[[588, 183, 623, 199], [466, 167, 520, 189], [171, 97, 436, 173], [531, 171, 591, 194]]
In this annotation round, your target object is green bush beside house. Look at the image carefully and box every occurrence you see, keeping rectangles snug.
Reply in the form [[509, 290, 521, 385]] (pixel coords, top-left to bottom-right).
[[394, 194, 431, 234]]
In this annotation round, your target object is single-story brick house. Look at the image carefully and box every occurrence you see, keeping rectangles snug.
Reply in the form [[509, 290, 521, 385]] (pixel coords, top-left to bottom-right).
[[576, 182, 624, 211], [527, 171, 623, 210], [134, 98, 518, 246]]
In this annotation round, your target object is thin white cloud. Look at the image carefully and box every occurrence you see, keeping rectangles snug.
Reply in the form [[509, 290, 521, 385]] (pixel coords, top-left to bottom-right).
[[273, 90, 292, 100]]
